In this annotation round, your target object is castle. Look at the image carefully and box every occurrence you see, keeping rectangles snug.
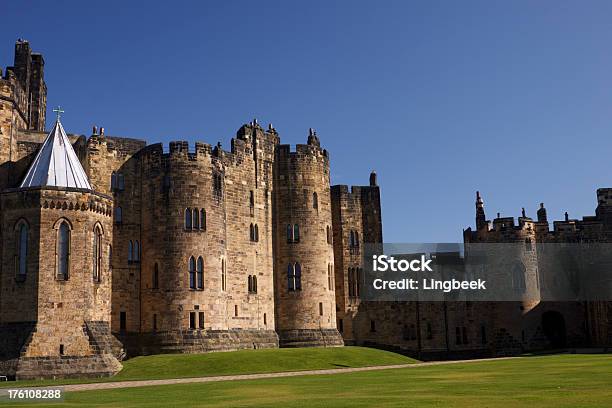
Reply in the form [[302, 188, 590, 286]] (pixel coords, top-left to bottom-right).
[[0, 41, 609, 380]]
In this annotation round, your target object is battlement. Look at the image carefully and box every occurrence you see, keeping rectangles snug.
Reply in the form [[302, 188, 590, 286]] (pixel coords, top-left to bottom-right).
[[0, 39, 46, 132], [276, 143, 329, 160]]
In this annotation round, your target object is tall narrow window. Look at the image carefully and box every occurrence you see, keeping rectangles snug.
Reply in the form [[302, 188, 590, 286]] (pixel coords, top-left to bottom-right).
[[189, 312, 196, 329], [16, 222, 28, 277], [153, 263, 159, 289], [134, 240, 140, 262], [196, 256, 204, 289], [189, 256, 196, 289], [114, 207, 122, 224], [293, 224, 300, 242], [128, 240, 133, 263], [287, 263, 295, 291], [313, 192, 318, 210], [248, 275, 253, 292], [328, 263, 333, 290], [250, 224, 255, 241], [249, 190, 255, 216], [286, 224, 292, 243], [253, 275, 257, 293], [213, 173, 223, 196], [185, 208, 192, 230], [192, 208, 199, 229], [93, 225, 102, 282], [199, 312, 205, 328], [111, 172, 117, 190], [221, 258, 226, 291], [319, 302, 323, 316], [57, 221, 70, 280], [349, 231, 355, 247], [118, 173, 125, 190], [200, 209, 206, 230], [326, 226, 332, 244], [295, 263, 302, 290]]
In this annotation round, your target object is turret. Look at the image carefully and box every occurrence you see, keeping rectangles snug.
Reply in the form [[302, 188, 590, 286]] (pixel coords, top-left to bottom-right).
[[273, 130, 343, 347], [369, 171, 377, 187], [476, 191, 487, 230], [537, 203, 547, 222]]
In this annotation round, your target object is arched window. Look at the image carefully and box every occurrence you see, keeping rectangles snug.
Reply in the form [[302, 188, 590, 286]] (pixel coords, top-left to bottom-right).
[[111, 172, 117, 190], [248, 275, 258, 293], [153, 263, 159, 289], [200, 209, 206, 230], [287, 264, 295, 291], [15, 221, 28, 278], [114, 207, 122, 224], [134, 240, 140, 262], [185, 208, 192, 230], [93, 225, 102, 282], [286, 224, 293, 243], [192, 208, 199, 229], [293, 224, 299, 243], [128, 240, 133, 262], [197, 256, 204, 289], [189, 256, 196, 289], [57, 221, 71, 280], [313, 192, 318, 209], [295, 263, 302, 290]]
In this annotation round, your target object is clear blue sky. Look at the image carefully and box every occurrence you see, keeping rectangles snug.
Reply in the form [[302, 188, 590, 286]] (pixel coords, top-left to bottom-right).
[[2, 1, 612, 242]]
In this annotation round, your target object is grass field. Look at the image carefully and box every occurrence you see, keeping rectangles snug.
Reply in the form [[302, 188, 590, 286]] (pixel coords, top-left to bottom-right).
[[13, 354, 612, 408], [0, 347, 415, 388]]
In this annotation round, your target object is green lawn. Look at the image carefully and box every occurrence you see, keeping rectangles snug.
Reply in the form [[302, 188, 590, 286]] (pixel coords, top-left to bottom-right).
[[0, 346, 415, 388], [17, 354, 612, 408]]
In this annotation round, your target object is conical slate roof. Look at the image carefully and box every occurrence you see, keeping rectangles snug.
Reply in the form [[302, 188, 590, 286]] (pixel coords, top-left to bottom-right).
[[19, 119, 92, 190]]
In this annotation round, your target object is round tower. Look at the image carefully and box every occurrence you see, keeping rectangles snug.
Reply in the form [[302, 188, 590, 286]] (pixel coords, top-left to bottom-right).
[[273, 130, 343, 347], [138, 136, 278, 353]]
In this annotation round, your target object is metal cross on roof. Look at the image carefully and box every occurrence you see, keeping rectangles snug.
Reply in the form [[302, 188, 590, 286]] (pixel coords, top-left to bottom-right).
[[52, 106, 65, 121]]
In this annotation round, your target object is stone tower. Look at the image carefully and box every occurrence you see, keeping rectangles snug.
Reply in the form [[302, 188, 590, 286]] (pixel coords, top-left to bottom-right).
[[0, 117, 121, 380], [273, 129, 343, 347]]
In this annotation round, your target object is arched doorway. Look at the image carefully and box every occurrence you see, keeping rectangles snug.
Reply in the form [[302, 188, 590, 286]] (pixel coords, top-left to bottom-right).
[[542, 311, 566, 348]]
